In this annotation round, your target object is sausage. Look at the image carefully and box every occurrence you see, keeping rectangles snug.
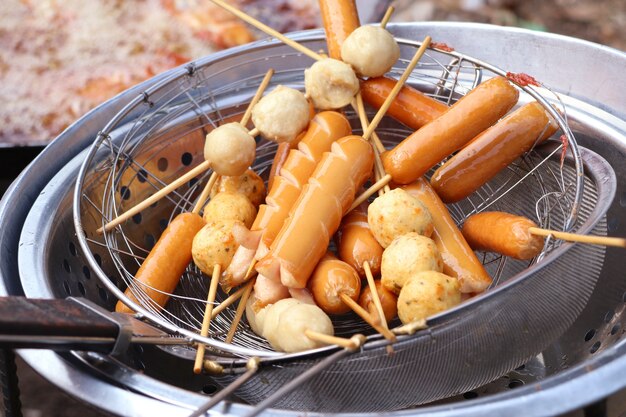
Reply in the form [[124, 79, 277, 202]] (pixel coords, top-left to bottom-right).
[[256, 135, 375, 289], [430, 102, 559, 203], [309, 254, 361, 315], [382, 76, 520, 184], [359, 280, 397, 323], [337, 205, 383, 277], [403, 179, 492, 293], [115, 212, 205, 313], [360, 77, 448, 130], [319, 0, 360, 59], [267, 141, 295, 191], [222, 111, 351, 288], [462, 211, 544, 260]]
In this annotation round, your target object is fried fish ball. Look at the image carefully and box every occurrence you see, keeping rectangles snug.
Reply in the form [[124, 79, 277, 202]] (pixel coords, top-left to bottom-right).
[[261, 298, 302, 348], [341, 26, 400, 78], [304, 58, 359, 110], [368, 188, 434, 248], [245, 292, 269, 336], [204, 122, 256, 176], [202, 191, 256, 228], [210, 168, 266, 208], [381, 233, 443, 294], [251, 85, 311, 143], [397, 271, 461, 324], [191, 220, 240, 275]]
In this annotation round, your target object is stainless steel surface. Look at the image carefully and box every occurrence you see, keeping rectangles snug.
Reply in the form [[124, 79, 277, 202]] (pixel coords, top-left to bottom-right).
[[1, 22, 625, 416]]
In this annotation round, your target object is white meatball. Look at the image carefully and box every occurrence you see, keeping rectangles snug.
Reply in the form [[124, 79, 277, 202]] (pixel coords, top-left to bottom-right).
[[203, 191, 256, 228], [368, 188, 434, 248], [251, 85, 311, 143], [304, 58, 359, 110], [191, 220, 240, 275], [245, 292, 269, 336], [204, 123, 256, 176], [381, 233, 443, 294], [341, 26, 400, 77], [262, 298, 302, 349], [397, 271, 461, 324], [274, 303, 334, 353]]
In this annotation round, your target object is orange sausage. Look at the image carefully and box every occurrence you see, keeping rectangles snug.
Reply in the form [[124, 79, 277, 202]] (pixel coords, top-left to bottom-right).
[[360, 77, 449, 130], [337, 205, 383, 277], [309, 254, 361, 315], [431, 102, 559, 203], [115, 212, 205, 313], [382, 76, 519, 184], [256, 135, 375, 289], [319, 0, 360, 59], [267, 142, 295, 191], [403, 179, 492, 293], [462, 211, 544, 260], [359, 281, 397, 323]]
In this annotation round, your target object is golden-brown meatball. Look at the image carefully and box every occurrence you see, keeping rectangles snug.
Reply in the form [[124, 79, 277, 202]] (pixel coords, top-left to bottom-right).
[[341, 26, 400, 78], [251, 85, 311, 143], [304, 58, 359, 110], [191, 220, 240, 275], [368, 188, 434, 248], [210, 168, 266, 208], [202, 191, 256, 228], [381, 233, 443, 294], [204, 123, 256, 176], [397, 271, 461, 324]]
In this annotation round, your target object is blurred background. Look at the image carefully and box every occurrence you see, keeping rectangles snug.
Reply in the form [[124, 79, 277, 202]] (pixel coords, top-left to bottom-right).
[[0, 0, 624, 416]]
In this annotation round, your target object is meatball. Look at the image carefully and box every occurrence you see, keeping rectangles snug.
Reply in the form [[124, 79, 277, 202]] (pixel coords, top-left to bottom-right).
[[251, 85, 311, 143], [341, 26, 400, 78], [309, 256, 361, 315], [304, 58, 359, 110], [191, 220, 240, 275], [204, 122, 256, 176], [202, 191, 256, 228], [210, 168, 266, 208], [368, 188, 434, 248], [381, 233, 443, 294], [359, 280, 398, 323], [397, 271, 461, 324], [264, 300, 334, 352]]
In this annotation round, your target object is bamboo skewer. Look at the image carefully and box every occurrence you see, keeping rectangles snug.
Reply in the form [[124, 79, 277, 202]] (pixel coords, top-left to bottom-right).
[[211, 279, 255, 319], [304, 330, 365, 350], [363, 262, 388, 329], [241, 69, 275, 126], [225, 278, 255, 343], [349, 175, 393, 213], [380, 5, 395, 28], [194, 263, 222, 374], [529, 227, 626, 248], [338, 293, 396, 342], [192, 172, 219, 215]]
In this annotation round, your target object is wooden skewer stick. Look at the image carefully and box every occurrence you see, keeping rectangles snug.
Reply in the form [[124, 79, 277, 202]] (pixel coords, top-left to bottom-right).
[[209, 0, 323, 61], [363, 261, 387, 329], [192, 172, 219, 215], [194, 263, 222, 374], [304, 329, 365, 350], [211, 278, 254, 319], [363, 36, 432, 141], [241, 69, 275, 126], [380, 5, 395, 28], [98, 160, 211, 234], [354, 93, 385, 154], [528, 227, 626, 248], [393, 319, 428, 335], [349, 174, 392, 213], [225, 278, 255, 343], [338, 293, 396, 342]]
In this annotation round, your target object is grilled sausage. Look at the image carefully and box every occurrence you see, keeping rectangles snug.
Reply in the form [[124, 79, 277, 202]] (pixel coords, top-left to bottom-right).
[[462, 211, 544, 260], [403, 179, 492, 293], [360, 77, 448, 130], [319, 0, 360, 59], [359, 280, 398, 323], [309, 254, 361, 315], [337, 205, 383, 277], [256, 135, 375, 289], [382, 76, 520, 184], [267, 141, 295, 191], [431, 102, 559, 203], [115, 212, 205, 313]]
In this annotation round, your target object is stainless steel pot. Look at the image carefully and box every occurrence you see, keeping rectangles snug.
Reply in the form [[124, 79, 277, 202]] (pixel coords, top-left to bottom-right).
[[2, 23, 626, 416]]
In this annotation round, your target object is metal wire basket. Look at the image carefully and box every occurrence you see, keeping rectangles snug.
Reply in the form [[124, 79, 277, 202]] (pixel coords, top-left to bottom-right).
[[71, 34, 614, 411]]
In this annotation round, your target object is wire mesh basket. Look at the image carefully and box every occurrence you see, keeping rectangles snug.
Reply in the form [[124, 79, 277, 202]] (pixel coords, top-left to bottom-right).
[[72, 34, 614, 410]]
